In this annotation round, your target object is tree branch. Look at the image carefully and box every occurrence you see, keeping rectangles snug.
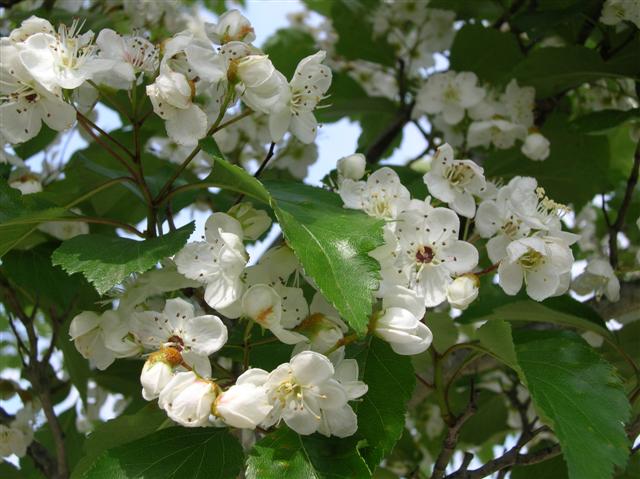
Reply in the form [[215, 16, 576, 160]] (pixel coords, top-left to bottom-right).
[[608, 146, 640, 269]]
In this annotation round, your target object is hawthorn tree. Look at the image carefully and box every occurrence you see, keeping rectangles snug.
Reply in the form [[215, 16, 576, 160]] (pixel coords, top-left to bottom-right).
[[0, 1, 639, 478]]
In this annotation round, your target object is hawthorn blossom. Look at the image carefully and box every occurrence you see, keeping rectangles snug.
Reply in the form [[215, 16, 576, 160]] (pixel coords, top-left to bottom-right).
[[158, 371, 218, 427], [175, 213, 248, 309], [131, 298, 227, 375], [227, 202, 272, 240], [391, 208, 479, 307], [446, 275, 479, 310], [18, 19, 112, 91], [214, 371, 272, 429], [423, 143, 486, 218], [140, 348, 182, 400], [339, 167, 410, 220], [146, 66, 207, 145], [0, 41, 75, 144], [0, 404, 35, 459], [502, 79, 535, 128], [269, 51, 332, 144], [206, 9, 256, 44], [8, 168, 42, 194], [374, 286, 432, 355], [236, 55, 287, 114], [600, 0, 640, 28], [94, 29, 158, 89], [8, 16, 53, 43], [467, 119, 527, 150], [521, 132, 550, 161], [241, 284, 307, 344], [337, 153, 367, 182], [498, 235, 576, 301], [260, 351, 351, 436], [572, 258, 620, 302], [415, 71, 485, 125]]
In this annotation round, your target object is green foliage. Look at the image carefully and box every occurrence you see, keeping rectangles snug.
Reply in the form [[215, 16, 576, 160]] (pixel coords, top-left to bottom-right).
[[246, 427, 370, 478], [51, 223, 194, 294], [477, 319, 520, 373], [450, 24, 524, 85], [485, 113, 611, 209], [268, 181, 384, 335], [571, 108, 640, 134], [514, 330, 631, 479], [354, 338, 416, 470], [263, 28, 317, 79], [78, 427, 244, 479]]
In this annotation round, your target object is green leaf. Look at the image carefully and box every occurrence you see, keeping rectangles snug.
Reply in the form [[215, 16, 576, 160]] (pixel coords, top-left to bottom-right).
[[428, 312, 459, 354], [354, 337, 416, 470], [14, 125, 58, 159], [267, 181, 384, 335], [458, 391, 509, 446], [461, 297, 611, 339], [484, 113, 610, 209], [1, 243, 98, 311], [263, 28, 317, 79], [514, 330, 631, 479], [71, 405, 166, 479], [200, 138, 271, 204], [477, 319, 520, 373], [51, 223, 194, 295], [246, 427, 370, 479], [512, 46, 621, 98], [511, 453, 569, 479], [450, 24, 524, 85], [331, 0, 395, 67], [78, 427, 243, 479], [570, 108, 640, 134], [0, 179, 68, 257]]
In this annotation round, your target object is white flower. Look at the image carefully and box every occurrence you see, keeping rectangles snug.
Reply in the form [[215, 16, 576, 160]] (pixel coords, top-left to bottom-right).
[[241, 284, 307, 344], [498, 235, 576, 301], [337, 153, 367, 181], [415, 71, 485, 125], [521, 132, 550, 161], [132, 297, 227, 362], [39, 208, 89, 239], [158, 371, 218, 427], [446, 275, 479, 310], [215, 375, 272, 429], [572, 258, 620, 302], [391, 208, 479, 307], [94, 29, 158, 89], [227, 202, 272, 240], [339, 167, 410, 220], [270, 140, 318, 179], [244, 244, 301, 288], [374, 286, 432, 355], [0, 404, 34, 459], [600, 0, 640, 28], [261, 351, 350, 436], [175, 213, 248, 309], [467, 119, 527, 150], [8, 168, 42, 194], [69, 310, 139, 370], [236, 55, 287, 114], [424, 143, 486, 218], [140, 349, 181, 401], [9, 16, 53, 43], [206, 9, 256, 44], [294, 292, 348, 361], [269, 51, 332, 144], [18, 20, 113, 91], [185, 39, 251, 85], [502, 79, 535, 128], [318, 358, 367, 438], [0, 41, 75, 144], [146, 67, 207, 146]]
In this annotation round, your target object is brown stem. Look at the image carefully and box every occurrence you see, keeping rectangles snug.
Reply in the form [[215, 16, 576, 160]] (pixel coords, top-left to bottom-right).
[[76, 111, 134, 160], [364, 102, 414, 164], [431, 381, 478, 479], [608, 148, 640, 269]]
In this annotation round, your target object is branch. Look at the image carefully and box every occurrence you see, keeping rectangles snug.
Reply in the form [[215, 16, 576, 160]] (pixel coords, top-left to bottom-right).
[[608, 147, 640, 269], [364, 102, 414, 164], [431, 381, 478, 479]]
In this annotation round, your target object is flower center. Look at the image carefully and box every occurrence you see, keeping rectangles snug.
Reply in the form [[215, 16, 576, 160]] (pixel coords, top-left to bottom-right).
[[443, 85, 460, 102], [167, 335, 184, 351], [444, 163, 474, 188], [416, 245, 435, 264], [518, 249, 543, 270]]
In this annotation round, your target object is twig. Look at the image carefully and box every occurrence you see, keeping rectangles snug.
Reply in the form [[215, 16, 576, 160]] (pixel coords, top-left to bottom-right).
[[234, 142, 276, 206], [364, 102, 414, 164], [431, 381, 478, 479], [608, 148, 640, 269], [76, 111, 134, 159]]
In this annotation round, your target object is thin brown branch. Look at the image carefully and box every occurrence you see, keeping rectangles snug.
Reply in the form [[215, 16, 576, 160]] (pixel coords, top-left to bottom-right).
[[431, 381, 478, 479], [609, 147, 640, 269], [76, 111, 134, 159], [364, 101, 414, 164]]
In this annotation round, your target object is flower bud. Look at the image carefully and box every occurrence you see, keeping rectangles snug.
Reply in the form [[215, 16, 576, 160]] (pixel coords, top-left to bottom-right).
[[446, 275, 479, 310], [206, 10, 255, 45], [337, 153, 366, 181], [521, 132, 550, 161], [141, 359, 174, 401], [374, 308, 432, 355], [228, 202, 272, 240], [215, 382, 272, 429], [158, 371, 218, 427]]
